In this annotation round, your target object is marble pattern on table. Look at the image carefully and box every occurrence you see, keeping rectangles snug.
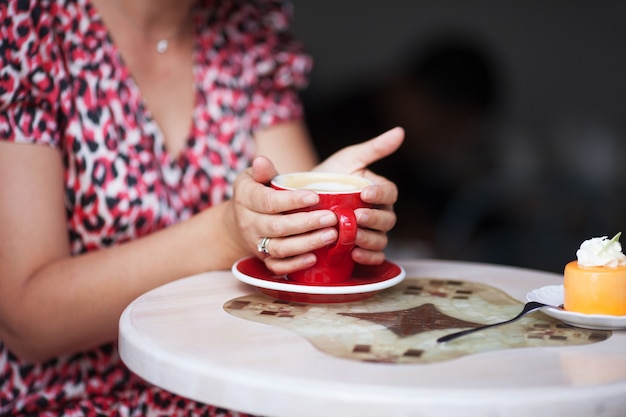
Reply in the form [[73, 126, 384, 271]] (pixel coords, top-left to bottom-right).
[[224, 277, 611, 364]]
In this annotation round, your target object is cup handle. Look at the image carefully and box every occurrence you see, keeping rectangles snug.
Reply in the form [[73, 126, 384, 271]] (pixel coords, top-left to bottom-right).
[[327, 205, 358, 264]]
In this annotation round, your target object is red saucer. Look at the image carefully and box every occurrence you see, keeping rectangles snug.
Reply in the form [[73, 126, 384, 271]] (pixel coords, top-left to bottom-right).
[[231, 257, 405, 303]]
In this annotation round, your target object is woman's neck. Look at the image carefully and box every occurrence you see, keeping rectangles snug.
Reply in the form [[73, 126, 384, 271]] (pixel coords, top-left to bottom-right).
[[114, 0, 195, 38]]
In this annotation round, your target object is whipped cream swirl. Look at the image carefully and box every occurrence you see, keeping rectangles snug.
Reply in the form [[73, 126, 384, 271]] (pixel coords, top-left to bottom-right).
[[576, 235, 626, 267]]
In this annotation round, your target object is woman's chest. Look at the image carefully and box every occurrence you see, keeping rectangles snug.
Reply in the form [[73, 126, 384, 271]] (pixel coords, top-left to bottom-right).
[[59, 67, 255, 253]]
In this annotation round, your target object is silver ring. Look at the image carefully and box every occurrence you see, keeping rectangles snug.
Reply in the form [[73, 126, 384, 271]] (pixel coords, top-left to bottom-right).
[[257, 237, 271, 257]]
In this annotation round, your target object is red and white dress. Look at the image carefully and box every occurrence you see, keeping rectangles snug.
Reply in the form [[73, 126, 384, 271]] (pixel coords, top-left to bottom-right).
[[0, 0, 311, 415]]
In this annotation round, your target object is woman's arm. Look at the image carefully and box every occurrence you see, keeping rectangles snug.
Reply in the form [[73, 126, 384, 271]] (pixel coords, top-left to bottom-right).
[[254, 119, 319, 173], [0, 136, 327, 362], [0, 142, 241, 361]]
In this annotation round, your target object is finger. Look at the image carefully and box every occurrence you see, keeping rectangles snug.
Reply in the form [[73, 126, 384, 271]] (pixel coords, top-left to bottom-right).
[[351, 247, 386, 265], [237, 178, 319, 215], [262, 227, 338, 259], [251, 155, 279, 185], [360, 180, 398, 206], [355, 228, 388, 252], [316, 127, 404, 173], [258, 210, 337, 238], [264, 254, 317, 276], [355, 207, 397, 233]]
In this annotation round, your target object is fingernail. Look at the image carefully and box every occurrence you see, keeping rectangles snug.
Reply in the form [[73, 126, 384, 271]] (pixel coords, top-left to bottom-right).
[[356, 211, 369, 223], [319, 213, 336, 226], [302, 254, 317, 266], [321, 229, 337, 243], [303, 193, 318, 205], [362, 187, 376, 201]]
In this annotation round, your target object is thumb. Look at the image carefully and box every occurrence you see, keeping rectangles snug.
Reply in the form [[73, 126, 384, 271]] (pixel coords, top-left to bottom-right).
[[251, 156, 279, 184], [317, 127, 405, 173]]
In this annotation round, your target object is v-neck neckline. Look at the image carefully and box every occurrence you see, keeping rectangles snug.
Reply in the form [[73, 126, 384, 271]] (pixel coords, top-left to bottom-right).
[[86, 0, 200, 167]]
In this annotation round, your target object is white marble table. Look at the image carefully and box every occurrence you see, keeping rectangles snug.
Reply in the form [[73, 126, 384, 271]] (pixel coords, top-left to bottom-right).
[[118, 259, 626, 417]]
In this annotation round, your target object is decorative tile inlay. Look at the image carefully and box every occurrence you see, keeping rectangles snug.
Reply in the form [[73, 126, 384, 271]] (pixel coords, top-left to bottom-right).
[[224, 277, 612, 364], [338, 304, 482, 337]]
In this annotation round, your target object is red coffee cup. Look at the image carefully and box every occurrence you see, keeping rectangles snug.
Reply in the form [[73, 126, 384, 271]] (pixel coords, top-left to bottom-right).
[[271, 172, 372, 285]]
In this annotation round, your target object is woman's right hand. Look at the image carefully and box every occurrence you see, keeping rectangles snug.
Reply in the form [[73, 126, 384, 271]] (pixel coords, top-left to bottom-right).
[[228, 156, 341, 275]]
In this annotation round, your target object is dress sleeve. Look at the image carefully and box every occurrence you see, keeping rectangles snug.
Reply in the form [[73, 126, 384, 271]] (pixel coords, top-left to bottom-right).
[[0, 1, 64, 148], [228, 0, 313, 131]]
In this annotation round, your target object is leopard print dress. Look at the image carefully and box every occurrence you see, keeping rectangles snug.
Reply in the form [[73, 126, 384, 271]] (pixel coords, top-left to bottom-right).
[[0, 0, 311, 415]]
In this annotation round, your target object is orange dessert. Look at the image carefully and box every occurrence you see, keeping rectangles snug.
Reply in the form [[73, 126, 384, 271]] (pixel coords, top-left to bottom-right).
[[564, 233, 626, 316]]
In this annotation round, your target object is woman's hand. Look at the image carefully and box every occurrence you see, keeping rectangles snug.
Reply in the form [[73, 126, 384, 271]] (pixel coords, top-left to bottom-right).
[[229, 127, 403, 274], [230, 156, 342, 275], [314, 127, 404, 265]]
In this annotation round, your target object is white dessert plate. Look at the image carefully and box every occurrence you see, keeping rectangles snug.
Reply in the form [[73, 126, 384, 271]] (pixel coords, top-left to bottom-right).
[[526, 285, 626, 330], [231, 256, 405, 303]]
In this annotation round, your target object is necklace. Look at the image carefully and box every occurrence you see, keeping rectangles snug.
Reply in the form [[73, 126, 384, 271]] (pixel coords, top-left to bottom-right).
[[113, 0, 191, 54]]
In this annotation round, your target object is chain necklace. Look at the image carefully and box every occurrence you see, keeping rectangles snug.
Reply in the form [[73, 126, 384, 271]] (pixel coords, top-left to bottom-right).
[[114, 0, 191, 54]]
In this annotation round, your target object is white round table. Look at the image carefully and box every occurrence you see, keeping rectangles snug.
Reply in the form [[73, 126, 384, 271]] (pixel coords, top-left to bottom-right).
[[119, 259, 626, 417]]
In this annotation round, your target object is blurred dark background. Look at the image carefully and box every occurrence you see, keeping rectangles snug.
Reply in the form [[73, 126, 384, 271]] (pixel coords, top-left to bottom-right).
[[290, 0, 626, 273]]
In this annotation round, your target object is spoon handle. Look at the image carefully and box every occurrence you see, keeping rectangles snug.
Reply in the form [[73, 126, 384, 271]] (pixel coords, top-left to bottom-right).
[[437, 301, 549, 343]]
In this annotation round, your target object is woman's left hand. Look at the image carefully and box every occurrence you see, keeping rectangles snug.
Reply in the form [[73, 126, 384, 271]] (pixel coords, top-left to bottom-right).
[[314, 127, 404, 265]]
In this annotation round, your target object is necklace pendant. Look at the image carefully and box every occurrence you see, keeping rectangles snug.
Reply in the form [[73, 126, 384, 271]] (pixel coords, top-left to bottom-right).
[[156, 39, 168, 54]]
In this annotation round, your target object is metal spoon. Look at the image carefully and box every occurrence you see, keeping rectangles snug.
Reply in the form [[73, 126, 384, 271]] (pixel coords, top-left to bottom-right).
[[437, 301, 551, 343]]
